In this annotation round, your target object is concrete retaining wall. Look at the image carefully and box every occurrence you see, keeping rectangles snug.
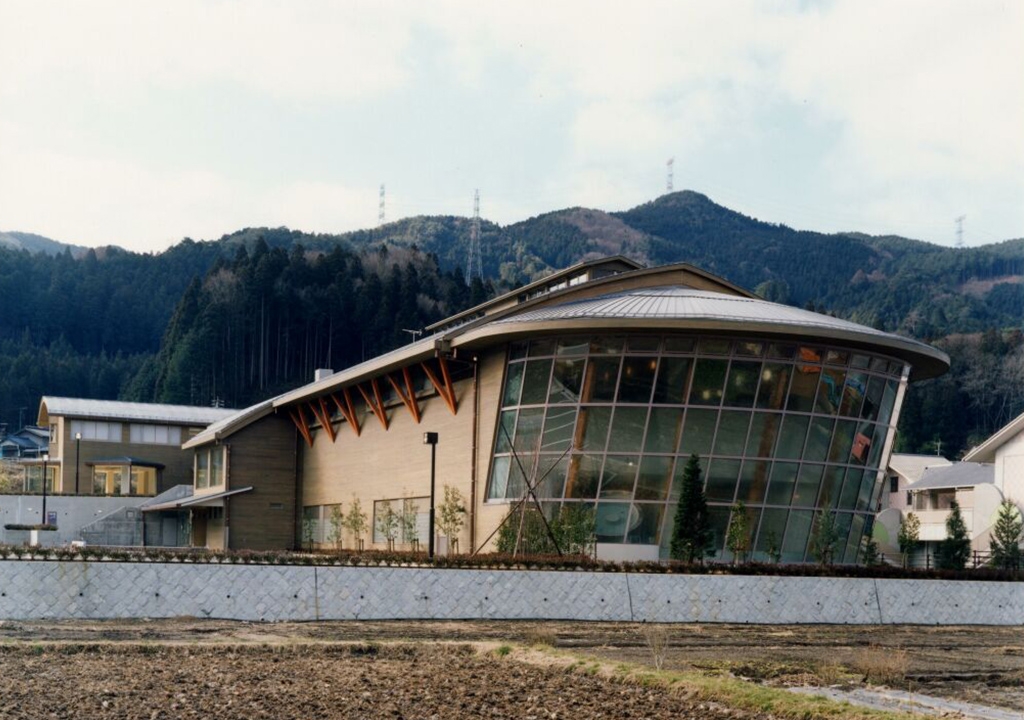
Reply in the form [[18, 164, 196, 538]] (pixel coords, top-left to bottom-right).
[[0, 561, 1020, 624]]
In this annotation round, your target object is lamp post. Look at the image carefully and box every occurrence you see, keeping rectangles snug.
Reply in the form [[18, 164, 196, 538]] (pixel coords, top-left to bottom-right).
[[74, 431, 82, 495], [41, 452, 49, 526], [423, 432, 438, 559]]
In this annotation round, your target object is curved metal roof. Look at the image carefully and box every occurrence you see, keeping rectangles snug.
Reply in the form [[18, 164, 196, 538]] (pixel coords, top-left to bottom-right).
[[480, 286, 949, 380]]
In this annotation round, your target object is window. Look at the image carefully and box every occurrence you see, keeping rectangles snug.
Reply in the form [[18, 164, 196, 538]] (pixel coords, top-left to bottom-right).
[[130, 424, 182, 446], [889, 475, 899, 493], [70, 420, 122, 443], [372, 497, 428, 546], [194, 446, 226, 490]]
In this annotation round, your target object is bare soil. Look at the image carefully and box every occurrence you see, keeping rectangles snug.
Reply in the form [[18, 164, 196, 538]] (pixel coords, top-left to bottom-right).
[[0, 620, 1020, 718]]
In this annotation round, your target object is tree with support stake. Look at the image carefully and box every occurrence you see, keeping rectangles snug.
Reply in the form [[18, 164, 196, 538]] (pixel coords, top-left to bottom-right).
[[472, 422, 570, 558], [669, 454, 712, 564]]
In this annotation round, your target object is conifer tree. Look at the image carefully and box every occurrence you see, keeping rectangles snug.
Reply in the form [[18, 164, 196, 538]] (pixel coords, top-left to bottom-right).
[[670, 454, 712, 563], [989, 500, 1022, 569], [897, 512, 921, 568], [936, 499, 971, 570]]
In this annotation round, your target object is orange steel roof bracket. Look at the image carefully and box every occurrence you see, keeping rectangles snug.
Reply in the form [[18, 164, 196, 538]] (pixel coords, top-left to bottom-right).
[[331, 389, 361, 437], [357, 380, 389, 430], [386, 367, 421, 424], [314, 397, 337, 442], [288, 407, 314, 447], [421, 360, 457, 416]]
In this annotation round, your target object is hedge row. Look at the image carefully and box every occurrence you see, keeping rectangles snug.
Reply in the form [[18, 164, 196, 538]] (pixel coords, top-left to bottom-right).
[[0, 545, 1020, 581]]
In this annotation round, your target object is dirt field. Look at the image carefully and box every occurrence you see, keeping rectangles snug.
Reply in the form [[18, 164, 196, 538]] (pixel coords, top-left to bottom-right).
[[0, 620, 1020, 718]]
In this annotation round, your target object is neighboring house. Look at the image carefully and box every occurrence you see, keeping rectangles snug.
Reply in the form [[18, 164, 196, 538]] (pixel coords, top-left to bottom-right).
[[963, 410, 1024, 509], [876, 462, 1004, 560], [881, 453, 952, 512], [0, 425, 49, 459], [180, 257, 949, 561], [31, 397, 236, 497]]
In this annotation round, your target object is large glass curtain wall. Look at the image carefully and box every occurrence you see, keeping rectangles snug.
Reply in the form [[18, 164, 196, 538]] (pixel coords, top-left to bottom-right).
[[487, 335, 907, 562]]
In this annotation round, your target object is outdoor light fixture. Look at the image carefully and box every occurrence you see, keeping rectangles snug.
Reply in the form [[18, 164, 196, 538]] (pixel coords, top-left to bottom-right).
[[41, 452, 49, 525], [423, 432, 438, 558], [75, 431, 82, 495]]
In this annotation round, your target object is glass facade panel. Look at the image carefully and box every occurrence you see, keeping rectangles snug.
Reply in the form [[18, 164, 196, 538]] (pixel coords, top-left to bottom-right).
[[705, 459, 740, 502], [815, 368, 846, 415], [736, 460, 770, 504], [583, 357, 620, 401], [714, 411, 750, 456], [787, 362, 821, 412], [626, 504, 664, 544], [599, 455, 639, 499], [707, 505, 731, 560], [565, 454, 601, 499], [644, 408, 683, 454], [595, 502, 632, 542], [502, 362, 524, 407], [652, 357, 692, 404], [766, 462, 798, 505], [541, 406, 576, 452], [724, 361, 760, 407], [776, 415, 809, 459], [577, 407, 612, 451], [746, 412, 781, 457], [783, 510, 813, 562], [618, 356, 658, 403], [488, 333, 907, 563], [792, 463, 823, 506], [689, 359, 728, 405], [520, 360, 552, 405], [635, 456, 672, 501], [535, 456, 568, 499], [513, 408, 544, 456], [756, 364, 791, 410], [607, 407, 648, 453], [804, 416, 835, 463], [678, 409, 716, 457], [549, 358, 585, 404]]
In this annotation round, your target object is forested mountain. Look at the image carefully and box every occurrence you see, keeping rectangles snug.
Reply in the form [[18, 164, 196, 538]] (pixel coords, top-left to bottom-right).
[[125, 242, 488, 409], [0, 231, 86, 257], [1, 190, 1022, 457]]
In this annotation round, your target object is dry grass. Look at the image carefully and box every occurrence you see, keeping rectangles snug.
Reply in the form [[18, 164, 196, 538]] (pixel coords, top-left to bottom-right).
[[852, 645, 909, 687], [640, 624, 670, 670]]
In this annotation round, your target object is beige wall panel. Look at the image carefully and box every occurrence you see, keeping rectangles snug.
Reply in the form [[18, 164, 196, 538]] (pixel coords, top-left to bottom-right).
[[224, 415, 297, 551], [473, 350, 510, 552], [300, 349, 510, 552], [207, 517, 225, 550]]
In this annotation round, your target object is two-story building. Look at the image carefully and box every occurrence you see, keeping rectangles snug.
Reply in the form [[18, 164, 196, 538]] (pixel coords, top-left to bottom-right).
[[34, 397, 236, 497]]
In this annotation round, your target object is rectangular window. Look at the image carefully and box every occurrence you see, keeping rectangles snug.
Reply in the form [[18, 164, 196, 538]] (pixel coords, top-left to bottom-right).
[[890, 475, 899, 493], [70, 420, 123, 442], [194, 446, 225, 490], [130, 424, 182, 446], [196, 451, 209, 489], [372, 497, 428, 546]]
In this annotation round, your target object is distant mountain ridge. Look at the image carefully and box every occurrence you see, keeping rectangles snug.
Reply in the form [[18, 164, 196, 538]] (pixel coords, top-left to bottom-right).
[[4, 189, 1023, 457], [0, 231, 86, 257]]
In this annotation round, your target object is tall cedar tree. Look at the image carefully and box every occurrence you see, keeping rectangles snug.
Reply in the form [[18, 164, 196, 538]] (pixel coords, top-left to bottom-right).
[[670, 454, 712, 563], [897, 512, 921, 568], [989, 500, 1022, 569], [936, 499, 971, 570]]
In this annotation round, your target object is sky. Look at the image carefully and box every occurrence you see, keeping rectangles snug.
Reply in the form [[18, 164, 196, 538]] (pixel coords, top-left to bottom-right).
[[0, 0, 1021, 253]]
